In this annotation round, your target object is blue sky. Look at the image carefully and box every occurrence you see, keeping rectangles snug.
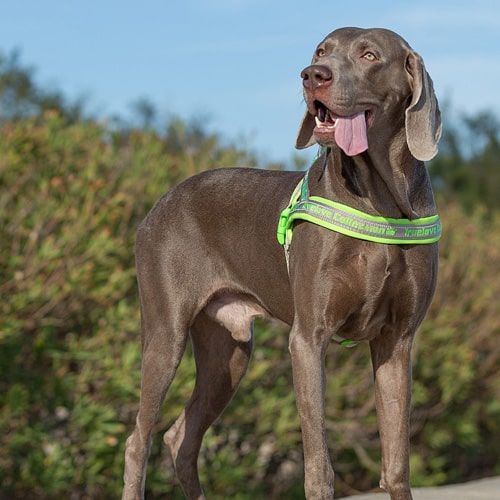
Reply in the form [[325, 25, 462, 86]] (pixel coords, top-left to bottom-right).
[[1, 0, 499, 164]]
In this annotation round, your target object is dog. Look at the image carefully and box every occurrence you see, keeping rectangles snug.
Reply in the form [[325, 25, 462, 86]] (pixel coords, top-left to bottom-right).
[[122, 27, 441, 500]]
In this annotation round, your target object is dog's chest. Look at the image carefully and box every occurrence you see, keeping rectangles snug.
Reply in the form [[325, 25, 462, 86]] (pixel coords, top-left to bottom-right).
[[301, 242, 425, 340]]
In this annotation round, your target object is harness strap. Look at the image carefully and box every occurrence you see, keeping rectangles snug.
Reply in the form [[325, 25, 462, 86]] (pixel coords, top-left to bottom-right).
[[277, 169, 442, 250]]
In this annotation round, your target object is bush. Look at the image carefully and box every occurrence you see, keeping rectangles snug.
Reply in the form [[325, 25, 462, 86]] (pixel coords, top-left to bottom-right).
[[1, 112, 499, 498], [0, 112, 255, 498], [411, 204, 500, 486]]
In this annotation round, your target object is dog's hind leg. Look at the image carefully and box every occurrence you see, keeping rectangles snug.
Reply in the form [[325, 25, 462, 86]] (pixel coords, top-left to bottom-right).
[[122, 244, 191, 500], [122, 312, 189, 500], [164, 311, 254, 500]]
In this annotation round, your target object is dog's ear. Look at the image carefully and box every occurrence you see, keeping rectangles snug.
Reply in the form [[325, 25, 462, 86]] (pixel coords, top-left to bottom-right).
[[405, 52, 442, 161], [295, 111, 317, 149]]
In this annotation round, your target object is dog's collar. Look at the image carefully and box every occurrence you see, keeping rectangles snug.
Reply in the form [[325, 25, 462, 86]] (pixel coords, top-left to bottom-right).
[[277, 157, 442, 249]]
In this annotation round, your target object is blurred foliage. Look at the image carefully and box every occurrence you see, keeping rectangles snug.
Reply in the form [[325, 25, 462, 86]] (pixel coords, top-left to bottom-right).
[[0, 111, 255, 498], [0, 50, 86, 123], [429, 110, 500, 212], [0, 50, 499, 499]]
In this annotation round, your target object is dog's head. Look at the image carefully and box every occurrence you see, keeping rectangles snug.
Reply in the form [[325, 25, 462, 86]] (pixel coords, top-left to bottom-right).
[[296, 27, 441, 161]]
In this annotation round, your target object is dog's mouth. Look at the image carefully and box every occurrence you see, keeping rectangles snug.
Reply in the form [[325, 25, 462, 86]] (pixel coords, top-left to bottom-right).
[[313, 101, 373, 156]]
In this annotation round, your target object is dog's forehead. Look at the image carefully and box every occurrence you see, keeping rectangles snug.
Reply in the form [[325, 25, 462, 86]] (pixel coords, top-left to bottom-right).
[[318, 27, 411, 52]]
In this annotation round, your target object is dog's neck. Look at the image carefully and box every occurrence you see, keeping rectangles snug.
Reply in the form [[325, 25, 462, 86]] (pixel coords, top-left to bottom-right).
[[316, 141, 436, 220]]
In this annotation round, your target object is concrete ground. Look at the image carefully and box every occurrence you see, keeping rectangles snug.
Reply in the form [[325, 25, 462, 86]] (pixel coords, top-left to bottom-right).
[[342, 476, 500, 499]]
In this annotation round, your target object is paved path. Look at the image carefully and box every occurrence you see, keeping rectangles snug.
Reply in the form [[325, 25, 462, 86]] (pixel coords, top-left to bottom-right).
[[342, 477, 500, 499]]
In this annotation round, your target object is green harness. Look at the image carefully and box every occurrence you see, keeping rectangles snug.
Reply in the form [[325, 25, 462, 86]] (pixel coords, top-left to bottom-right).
[[276, 154, 442, 348], [277, 167, 442, 251]]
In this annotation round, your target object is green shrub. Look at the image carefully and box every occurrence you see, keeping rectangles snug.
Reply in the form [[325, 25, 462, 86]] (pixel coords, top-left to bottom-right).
[[0, 112, 254, 498], [0, 112, 499, 498], [410, 204, 500, 486]]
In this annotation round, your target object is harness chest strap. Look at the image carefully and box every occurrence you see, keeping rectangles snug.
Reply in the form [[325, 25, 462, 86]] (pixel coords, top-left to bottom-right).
[[277, 169, 442, 248]]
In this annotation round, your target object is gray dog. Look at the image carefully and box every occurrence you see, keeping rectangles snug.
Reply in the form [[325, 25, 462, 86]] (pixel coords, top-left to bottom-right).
[[122, 27, 442, 500]]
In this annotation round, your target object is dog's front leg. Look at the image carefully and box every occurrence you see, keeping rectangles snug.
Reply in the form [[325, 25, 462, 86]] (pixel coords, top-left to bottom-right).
[[289, 325, 334, 499], [370, 332, 414, 500]]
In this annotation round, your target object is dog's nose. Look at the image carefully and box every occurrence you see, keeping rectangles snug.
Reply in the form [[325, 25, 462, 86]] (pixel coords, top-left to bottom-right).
[[301, 65, 333, 89]]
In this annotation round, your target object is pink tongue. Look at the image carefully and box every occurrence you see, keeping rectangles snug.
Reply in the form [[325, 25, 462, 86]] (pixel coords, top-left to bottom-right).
[[334, 112, 368, 156]]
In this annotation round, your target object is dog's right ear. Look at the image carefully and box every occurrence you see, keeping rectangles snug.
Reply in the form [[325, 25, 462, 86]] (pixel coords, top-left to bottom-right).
[[295, 111, 317, 149]]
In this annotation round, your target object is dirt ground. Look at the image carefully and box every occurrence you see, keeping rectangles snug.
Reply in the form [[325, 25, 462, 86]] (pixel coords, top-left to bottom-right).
[[342, 476, 500, 499]]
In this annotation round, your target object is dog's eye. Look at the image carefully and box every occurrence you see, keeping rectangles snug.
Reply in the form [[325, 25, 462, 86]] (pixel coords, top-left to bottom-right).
[[316, 48, 326, 58], [362, 51, 377, 61]]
